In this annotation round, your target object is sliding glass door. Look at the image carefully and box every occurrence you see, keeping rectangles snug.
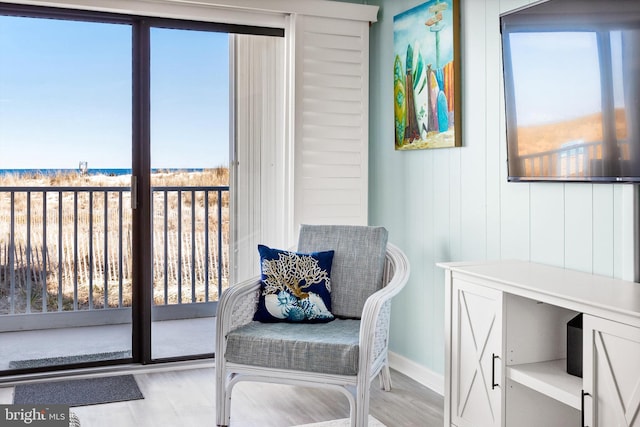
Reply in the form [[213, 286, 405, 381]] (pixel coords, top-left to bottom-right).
[[147, 26, 286, 361], [0, 4, 284, 373], [0, 13, 134, 371], [149, 26, 230, 360]]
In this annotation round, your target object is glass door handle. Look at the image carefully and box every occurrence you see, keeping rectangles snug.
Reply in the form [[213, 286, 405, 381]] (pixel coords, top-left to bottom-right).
[[131, 175, 138, 210]]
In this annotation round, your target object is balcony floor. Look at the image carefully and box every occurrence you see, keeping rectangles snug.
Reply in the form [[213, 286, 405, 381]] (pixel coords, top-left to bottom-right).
[[0, 318, 215, 371]]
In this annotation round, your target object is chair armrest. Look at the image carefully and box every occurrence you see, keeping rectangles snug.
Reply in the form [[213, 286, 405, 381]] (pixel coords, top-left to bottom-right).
[[358, 243, 410, 375], [216, 276, 261, 358]]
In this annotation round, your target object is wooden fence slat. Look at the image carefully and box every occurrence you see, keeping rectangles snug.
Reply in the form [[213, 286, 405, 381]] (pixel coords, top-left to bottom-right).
[[1, 187, 229, 313]]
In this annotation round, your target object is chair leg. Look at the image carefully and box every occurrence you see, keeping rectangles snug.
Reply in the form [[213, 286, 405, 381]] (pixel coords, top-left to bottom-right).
[[215, 371, 231, 426], [354, 385, 370, 427], [379, 363, 392, 391]]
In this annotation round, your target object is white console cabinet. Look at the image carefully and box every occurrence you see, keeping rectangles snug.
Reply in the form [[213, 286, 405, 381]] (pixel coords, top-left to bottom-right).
[[439, 260, 640, 427]]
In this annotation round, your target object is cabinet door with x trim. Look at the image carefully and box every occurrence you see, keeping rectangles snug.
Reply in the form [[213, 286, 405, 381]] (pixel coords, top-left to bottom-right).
[[451, 279, 504, 427], [584, 315, 640, 427]]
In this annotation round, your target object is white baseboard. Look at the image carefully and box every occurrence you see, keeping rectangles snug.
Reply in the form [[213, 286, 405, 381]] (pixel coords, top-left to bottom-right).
[[388, 351, 444, 396]]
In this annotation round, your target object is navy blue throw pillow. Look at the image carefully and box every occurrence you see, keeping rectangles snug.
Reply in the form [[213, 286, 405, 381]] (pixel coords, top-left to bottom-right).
[[254, 245, 335, 323]]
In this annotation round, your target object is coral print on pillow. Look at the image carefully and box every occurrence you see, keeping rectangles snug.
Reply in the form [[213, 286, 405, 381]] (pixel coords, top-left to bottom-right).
[[254, 245, 335, 323]]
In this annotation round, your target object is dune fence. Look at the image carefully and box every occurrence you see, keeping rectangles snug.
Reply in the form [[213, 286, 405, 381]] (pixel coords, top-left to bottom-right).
[[0, 170, 230, 316]]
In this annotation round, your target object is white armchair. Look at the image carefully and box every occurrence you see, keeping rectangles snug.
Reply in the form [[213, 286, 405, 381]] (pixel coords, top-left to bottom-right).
[[215, 225, 410, 427]]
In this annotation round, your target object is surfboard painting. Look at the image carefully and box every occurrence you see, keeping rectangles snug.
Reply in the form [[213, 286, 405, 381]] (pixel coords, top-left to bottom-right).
[[393, 0, 461, 150]]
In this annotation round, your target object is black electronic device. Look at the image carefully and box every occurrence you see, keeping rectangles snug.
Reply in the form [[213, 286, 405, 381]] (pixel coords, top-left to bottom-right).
[[501, 0, 640, 182]]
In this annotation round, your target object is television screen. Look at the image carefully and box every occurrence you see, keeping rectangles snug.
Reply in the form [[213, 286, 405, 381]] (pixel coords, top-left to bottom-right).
[[501, 0, 640, 182]]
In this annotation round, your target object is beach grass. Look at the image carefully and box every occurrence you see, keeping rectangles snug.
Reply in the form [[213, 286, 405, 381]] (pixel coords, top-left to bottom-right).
[[0, 168, 230, 314]]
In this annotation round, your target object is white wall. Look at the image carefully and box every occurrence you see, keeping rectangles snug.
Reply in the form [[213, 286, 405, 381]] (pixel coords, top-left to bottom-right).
[[367, 0, 637, 390]]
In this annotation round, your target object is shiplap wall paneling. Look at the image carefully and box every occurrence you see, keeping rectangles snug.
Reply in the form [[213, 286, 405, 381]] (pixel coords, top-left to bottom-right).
[[529, 184, 565, 266], [614, 186, 635, 280], [420, 150, 434, 368], [395, 151, 430, 363], [293, 15, 370, 228], [499, 186, 532, 260], [619, 186, 637, 281], [499, 173, 532, 261], [449, 150, 462, 262], [459, 0, 488, 262], [432, 148, 451, 371], [486, 0, 503, 261], [592, 185, 616, 276], [564, 184, 594, 273]]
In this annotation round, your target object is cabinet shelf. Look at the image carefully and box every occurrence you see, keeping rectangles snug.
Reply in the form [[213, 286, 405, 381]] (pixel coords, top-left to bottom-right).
[[443, 261, 640, 427], [506, 359, 581, 409]]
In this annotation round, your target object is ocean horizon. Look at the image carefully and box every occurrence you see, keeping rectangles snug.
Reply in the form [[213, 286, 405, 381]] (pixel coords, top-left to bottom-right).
[[0, 168, 207, 177]]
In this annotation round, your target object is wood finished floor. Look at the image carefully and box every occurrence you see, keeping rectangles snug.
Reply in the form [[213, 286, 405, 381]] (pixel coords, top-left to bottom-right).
[[0, 363, 443, 426]]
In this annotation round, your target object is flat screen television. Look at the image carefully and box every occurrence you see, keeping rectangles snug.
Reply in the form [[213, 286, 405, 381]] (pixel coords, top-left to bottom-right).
[[500, 0, 640, 182]]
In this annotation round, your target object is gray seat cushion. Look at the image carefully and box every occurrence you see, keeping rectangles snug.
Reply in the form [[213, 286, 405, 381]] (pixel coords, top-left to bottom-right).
[[225, 319, 361, 375], [297, 224, 388, 319]]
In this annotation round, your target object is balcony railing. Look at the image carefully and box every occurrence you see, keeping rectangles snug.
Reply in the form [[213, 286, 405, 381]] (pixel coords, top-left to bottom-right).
[[518, 140, 629, 178], [0, 185, 229, 321], [519, 141, 601, 177]]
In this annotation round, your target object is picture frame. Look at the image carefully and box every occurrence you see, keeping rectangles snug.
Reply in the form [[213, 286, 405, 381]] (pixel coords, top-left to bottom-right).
[[393, 0, 461, 150]]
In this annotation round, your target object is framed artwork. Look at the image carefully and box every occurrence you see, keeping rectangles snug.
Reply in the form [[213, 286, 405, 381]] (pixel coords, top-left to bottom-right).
[[394, 0, 461, 150]]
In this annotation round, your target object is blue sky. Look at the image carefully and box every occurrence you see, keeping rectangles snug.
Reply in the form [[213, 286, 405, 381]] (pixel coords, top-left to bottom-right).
[[0, 15, 229, 170]]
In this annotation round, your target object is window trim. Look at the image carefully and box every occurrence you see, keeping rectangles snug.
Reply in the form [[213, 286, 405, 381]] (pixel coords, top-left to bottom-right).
[[1, 0, 378, 24], [0, 3, 284, 36]]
